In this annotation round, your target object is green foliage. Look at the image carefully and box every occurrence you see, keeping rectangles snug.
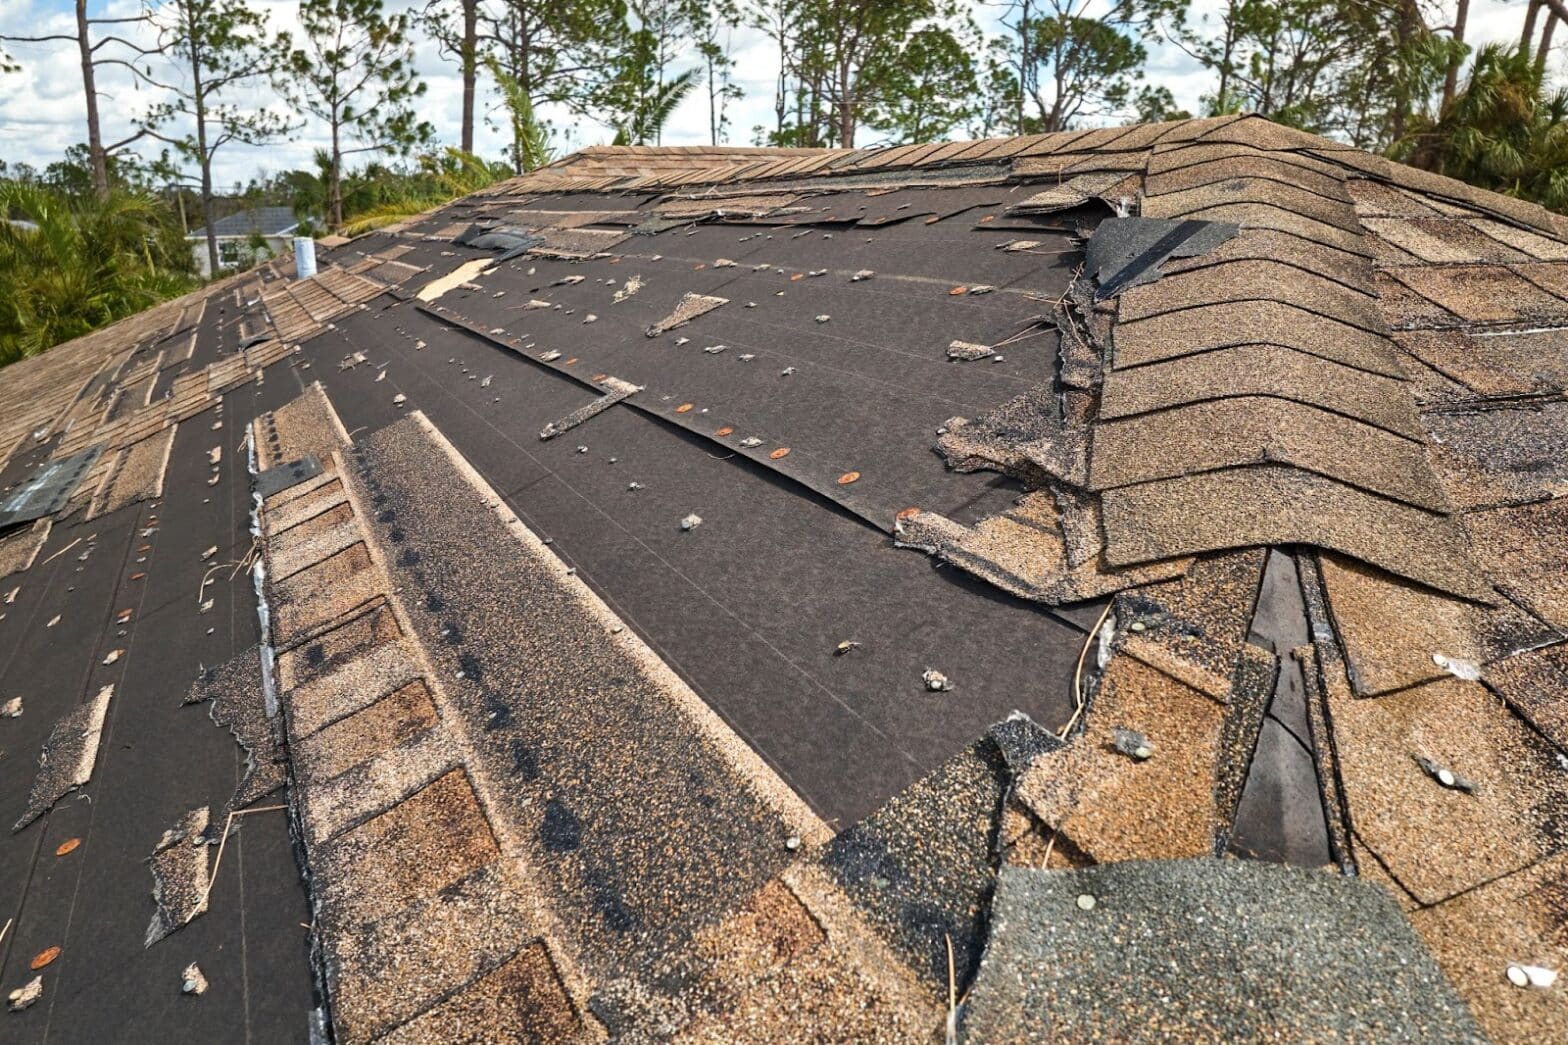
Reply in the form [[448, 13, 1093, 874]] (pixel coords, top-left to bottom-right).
[[289, 0, 434, 227], [487, 58, 558, 171], [0, 183, 196, 367], [862, 23, 980, 143], [1396, 44, 1568, 212]]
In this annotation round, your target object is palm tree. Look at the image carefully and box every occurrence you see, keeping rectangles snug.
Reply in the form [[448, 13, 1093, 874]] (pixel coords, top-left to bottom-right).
[[0, 183, 194, 365], [612, 67, 701, 146], [1395, 44, 1568, 212], [487, 58, 555, 174]]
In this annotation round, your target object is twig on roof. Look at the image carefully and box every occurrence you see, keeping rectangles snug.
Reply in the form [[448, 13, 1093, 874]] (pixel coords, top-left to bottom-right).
[[1061, 600, 1115, 740], [195, 803, 287, 913], [944, 932, 958, 1045], [39, 537, 83, 567]]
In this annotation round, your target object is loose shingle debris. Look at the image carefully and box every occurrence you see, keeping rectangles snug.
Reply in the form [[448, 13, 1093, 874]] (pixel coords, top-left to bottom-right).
[[538, 377, 640, 440], [145, 806, 212, 946], [14, 685, 113, 831], [181, 964, 208, 996], [7, 977, 42, 1012], [645, 292, 728, 336], [947, 340, 993, 362], [185, 650, 286, 812]]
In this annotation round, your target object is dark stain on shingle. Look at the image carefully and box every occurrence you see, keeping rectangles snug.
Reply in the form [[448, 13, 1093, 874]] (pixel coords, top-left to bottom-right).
[[541, 798, 582, 852]]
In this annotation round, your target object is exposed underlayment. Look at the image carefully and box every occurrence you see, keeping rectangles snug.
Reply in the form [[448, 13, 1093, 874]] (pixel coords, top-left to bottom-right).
[[1, 114, 1566, 1040]]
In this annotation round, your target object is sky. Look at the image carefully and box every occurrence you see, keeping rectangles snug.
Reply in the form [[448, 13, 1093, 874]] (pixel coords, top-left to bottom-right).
[[0, 0, 1555, 190]]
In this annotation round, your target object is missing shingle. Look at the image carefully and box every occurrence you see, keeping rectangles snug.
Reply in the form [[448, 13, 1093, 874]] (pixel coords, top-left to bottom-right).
[[1086, 217, 1239, 301]]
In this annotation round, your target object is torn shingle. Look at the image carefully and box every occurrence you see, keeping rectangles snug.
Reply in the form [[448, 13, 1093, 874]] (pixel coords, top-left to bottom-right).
[[145, 806, 211, 946], [14, 685, 113, 831], [644, 292, 728, 337]]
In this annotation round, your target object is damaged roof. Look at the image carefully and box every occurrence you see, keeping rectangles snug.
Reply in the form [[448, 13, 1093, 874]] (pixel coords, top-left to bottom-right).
[[0, 115, 1565, 1041]]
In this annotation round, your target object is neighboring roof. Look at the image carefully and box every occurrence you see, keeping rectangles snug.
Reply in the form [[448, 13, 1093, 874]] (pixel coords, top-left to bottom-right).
[[188, 205, 301, 239], [0, 114, 1566, 1041]]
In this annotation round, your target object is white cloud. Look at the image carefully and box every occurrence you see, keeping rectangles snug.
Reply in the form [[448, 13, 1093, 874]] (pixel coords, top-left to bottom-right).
[[0, 0, 1558, 188]]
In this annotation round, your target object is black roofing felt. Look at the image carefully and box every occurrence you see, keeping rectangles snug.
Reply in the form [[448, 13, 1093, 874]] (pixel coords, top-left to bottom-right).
[[0, 371, 315, 1041], [302, 290, 1091, 825]]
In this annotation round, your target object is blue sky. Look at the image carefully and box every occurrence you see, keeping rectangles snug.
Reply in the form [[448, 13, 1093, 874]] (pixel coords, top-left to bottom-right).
[[0, 0, 1550, 188]]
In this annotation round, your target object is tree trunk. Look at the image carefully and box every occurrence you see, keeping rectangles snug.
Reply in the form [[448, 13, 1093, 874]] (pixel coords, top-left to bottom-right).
[[1442, 0, 1469, 110], [190, 41, 220, 275], [1523, 0, 1543, 51], [461, 0, 477, 154], [75, 0, 108, 200], [329, 116, 343, 229]]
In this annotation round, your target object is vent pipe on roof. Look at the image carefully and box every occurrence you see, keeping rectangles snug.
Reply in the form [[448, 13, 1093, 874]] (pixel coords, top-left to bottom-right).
[[293, 236, 317, 280]]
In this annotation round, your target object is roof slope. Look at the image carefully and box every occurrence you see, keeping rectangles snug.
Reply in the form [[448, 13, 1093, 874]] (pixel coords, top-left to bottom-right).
[[0, 114, 1565, 1041]]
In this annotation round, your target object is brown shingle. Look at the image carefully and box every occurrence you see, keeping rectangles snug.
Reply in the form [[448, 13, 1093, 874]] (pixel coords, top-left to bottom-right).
[[1099, 343, 1424, 439], [1145, 180, 1365, 239], [1099, 464, 1494, 602], [1393, 264, 1568, 324], [1146, 153, 1348, 203], [1361, 217, 1531, 264], [1317, 554, 1547, 696], [1330, 676, 1568, 904], [1112, 300, 1406, 376], [1117, 258, 1384, 332], [1089, 397, 1446, 510]]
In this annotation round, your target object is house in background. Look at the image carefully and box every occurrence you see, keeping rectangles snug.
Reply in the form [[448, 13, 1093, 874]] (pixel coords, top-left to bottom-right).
[[187, 205, 307, 276]]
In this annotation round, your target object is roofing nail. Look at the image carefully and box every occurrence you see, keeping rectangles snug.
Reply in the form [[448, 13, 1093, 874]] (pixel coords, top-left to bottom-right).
[[1507, 964, 1557, 989], [1416, 755, 1477, 794]]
